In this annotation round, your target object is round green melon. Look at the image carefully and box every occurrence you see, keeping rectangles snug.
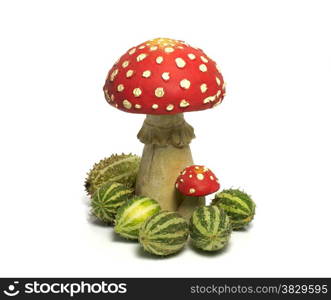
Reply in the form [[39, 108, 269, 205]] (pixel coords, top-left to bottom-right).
[[190, 205, 232, 251], [212, 189, 255, 230], [139, 211, 189, 256], [85, 153, 140, 196], [91, 182, 134, 224], [114, 196, 161, 240]]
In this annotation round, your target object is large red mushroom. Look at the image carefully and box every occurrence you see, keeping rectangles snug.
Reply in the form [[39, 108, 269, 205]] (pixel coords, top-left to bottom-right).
[[103, 38, 226, 213]]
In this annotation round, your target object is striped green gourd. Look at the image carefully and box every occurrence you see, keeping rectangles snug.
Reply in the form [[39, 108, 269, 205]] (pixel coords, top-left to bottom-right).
[[212, 189, 255, 230], [139, 211, 189, 256], [91, 182, 133, 224], [85, 153, 140, 195], [114, 196, 161, 240], [190, 205, 232, 251]]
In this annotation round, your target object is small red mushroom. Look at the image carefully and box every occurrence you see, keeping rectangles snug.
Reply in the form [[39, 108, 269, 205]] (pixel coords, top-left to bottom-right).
[[176, 165, 220, 218]]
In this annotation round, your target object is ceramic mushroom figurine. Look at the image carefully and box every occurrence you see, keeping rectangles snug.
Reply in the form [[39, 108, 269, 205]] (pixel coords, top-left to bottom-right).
[[175, 165, 220, 219], [103, 38, 226, 212]]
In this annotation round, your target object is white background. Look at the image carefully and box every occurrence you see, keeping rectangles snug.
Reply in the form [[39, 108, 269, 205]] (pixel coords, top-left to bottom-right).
[[0, 0, 330, 277]]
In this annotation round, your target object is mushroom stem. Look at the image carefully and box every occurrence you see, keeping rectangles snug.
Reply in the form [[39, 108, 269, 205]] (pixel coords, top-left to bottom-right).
[[177, 196, 205, 220], [135, 114, 195, 211]]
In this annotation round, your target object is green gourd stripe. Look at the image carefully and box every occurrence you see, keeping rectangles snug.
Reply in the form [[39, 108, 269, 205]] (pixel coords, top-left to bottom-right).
[[220, 193, 251, 212], [145, 244, 165, 256], [151, 217, 187, 234], [218, 198, 250, 214], [212, 206, 220, 235], [220, 190, 254, 209], [219, 204, 249, 216], [200, 207, 211, 230], [147, 212, 175, 232], [101, 183, 122, 200], [148, 230, 188, 241], [109, 189, 133, 201], [154, 222, 188, 235], [147, 241, 185, 251], [149, 236, 188, 246], [204, 207, 211, 232], [101, 186, 124, 202], [192, 211, 208, 236]]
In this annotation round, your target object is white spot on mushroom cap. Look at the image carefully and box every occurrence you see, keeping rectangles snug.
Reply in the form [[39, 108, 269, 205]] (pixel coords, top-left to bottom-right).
[[138, 45, 146, 49], [175, 183, 179, 188], [216, 77, 221, 86], [104, 89, 111, 102], [110, 94, 115, 101], [180, 178, 184, 183], [142, 70, 151, 78], [126, 70, 134, 78], [189, 188, 196, 194], [200, 83, 208, 93], [180, 79, 190, 89], [203, 95, 216, 104], [155, 87, 165, 98], [137, 53, 148, 62], [150, 46, 158, 51], [156, 56, 163, 64], [117, 84, 124, 92], [187, 53, 196, 60], [175, 57, 186, 68], [133, 88, 142, 97], [135, 104, 142, 109], [210, 175, 214, 180], [122, 60, 129, 68], [200, 56, 208, 63], [123, 100, 132, 109], [110, 69, 118, 81], [166, 104, 174, 111], [152, 104, 159, 109], [128, 48, 136, 55], [199, 64, 208, 72], [189, 174, 193, 178], [179, 99, 190, 108], [162, 72, 170, 81], [216, 90, 222, 98], [197, 173, 204, 180], [164, 47, 174, 53]]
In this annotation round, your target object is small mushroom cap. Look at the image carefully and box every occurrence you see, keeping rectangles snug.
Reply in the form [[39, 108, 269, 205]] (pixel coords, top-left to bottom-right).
[[175, 165, 220, 197], [104, 38, 226, 115]]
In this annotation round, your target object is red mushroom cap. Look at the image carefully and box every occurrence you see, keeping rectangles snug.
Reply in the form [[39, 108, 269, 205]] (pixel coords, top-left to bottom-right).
[[103, 38, 226, 115], [175, 165, 220, 197]]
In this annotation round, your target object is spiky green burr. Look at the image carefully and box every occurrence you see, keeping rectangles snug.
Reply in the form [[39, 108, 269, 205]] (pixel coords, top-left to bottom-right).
[[114, 196, 161, 240], [85, 153, 140, 195], [91, 182, 133, 224], [139, 211, 189, 256], [190, 205, 232, 251], [212, 189, 255, 230]]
